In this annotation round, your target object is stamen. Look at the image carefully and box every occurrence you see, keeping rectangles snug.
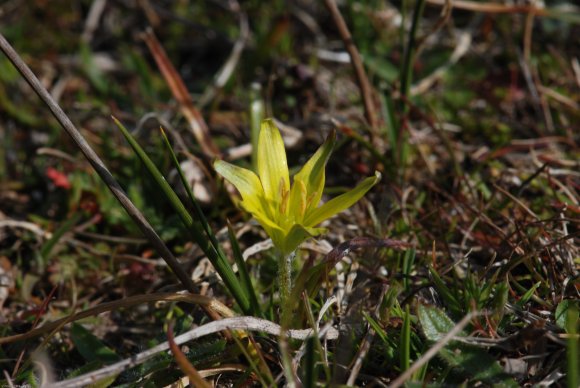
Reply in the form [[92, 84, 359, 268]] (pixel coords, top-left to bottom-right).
[[279, 178, 289, 214]]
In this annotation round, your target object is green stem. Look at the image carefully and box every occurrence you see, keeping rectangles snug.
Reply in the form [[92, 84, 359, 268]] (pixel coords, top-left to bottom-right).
[[277, 249, 295, 320]]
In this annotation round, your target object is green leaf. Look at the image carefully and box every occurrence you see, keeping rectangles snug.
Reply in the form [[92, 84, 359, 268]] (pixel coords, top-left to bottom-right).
[[40, 212, 82, 260], [418, 305, 518, 387], [556, 299, 579, 331], [70, 323, 121, 364], [66, 360, 119, 388], [418, 304, 458, 342], [363, 312, 389, 344], [428, 266, 462, 314], [517, 281, 541, 307], [227, 221, 262, 316], [282, 223, 324, 256], [402, 249, 415, 292], [302, 337, 317, 388], [400, 305, 412, 371], [565, 301, 579, 388]]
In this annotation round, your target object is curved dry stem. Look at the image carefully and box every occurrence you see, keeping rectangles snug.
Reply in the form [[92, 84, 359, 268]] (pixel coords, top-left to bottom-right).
[[0, 292, 233, 345], [46, 316, 339, 388]]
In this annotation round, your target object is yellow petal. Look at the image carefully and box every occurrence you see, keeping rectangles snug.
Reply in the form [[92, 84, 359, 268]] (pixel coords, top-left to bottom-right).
[[293, 130, 335, 210], [304, 171, 381, 227], [213, 160, 265, 216], [288, 178, 307, 221], [257, 119, 290, 203]]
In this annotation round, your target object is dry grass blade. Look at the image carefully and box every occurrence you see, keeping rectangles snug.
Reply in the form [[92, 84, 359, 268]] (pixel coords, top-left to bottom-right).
[[0, 292, 233, 345], [0, 33, 198, 298], [324, 0, 379, 132], [141, 28, 220, 158], [47, 317, 339, 387], [325, 237, 411, 265], [167, 323, 212, 388], [426, 0, 549, 16]]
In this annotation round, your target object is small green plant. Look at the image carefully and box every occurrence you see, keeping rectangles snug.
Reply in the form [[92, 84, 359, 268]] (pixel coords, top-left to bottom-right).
[[214, 119, 380, 314]]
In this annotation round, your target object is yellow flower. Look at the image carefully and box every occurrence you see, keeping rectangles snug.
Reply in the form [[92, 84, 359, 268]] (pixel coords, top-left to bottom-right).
[[214, 119, 380, 255]]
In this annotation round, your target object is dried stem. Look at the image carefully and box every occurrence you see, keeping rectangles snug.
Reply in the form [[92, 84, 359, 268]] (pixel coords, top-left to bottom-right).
[[324, 0, 379, 132]]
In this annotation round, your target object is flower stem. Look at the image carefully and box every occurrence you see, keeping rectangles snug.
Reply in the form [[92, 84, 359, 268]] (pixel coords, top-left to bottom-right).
[[277, 249, 295, 318]]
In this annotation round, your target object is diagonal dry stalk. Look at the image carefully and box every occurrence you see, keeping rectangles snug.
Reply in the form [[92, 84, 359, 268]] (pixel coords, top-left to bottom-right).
[[0, 292, 233, 345], [141, 28, 220, 158], [0, 33, 199, 299], [324, 0, 379, 133]]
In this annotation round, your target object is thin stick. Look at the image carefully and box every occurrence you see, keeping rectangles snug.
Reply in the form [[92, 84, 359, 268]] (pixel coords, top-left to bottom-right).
[[0, 33, 198, 296], [324, 0, 379, 132], [0, 292, 233, 345], [426, 0, 549, 16], [142, 28, 220, 158]]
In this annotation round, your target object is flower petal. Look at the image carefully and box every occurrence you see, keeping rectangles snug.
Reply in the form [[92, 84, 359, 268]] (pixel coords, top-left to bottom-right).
[[257, 119, 290, 202], [214, 160, 265, 215], [304, 171, 381, 227], [287, 178, 307, 221], [293, 130, 335, 209]]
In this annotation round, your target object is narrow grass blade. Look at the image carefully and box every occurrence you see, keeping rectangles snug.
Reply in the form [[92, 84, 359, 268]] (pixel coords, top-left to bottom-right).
[[227, 221, 262, 316], [429, 266, 462, 314], [566, 302, 578, 388], [160, 128, 256, 315], [302, 293, 331, 383], [379, 90, 399, 148], [399, 0, 426, 113], [363, 312, 388, 344], [517, 281, 541, 307], [158, 128, 219, 254], [303, 337, 316, 388], [40, 212, 82, 260], [113, 117, 251, 314], [402, 248, 416, 292], [230, 333, 273, 387], [400, 304, 411, 372]]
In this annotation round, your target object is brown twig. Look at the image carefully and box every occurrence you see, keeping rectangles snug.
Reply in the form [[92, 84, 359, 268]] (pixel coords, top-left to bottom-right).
[[167, 323, 213, 388], [425, 0, 549, 16], [0, 292, 233, 345], [11, 284, 58, 377], [142, 28, 220, 158], [324, 0, 379, 132], [0, 33, 199, 300]]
